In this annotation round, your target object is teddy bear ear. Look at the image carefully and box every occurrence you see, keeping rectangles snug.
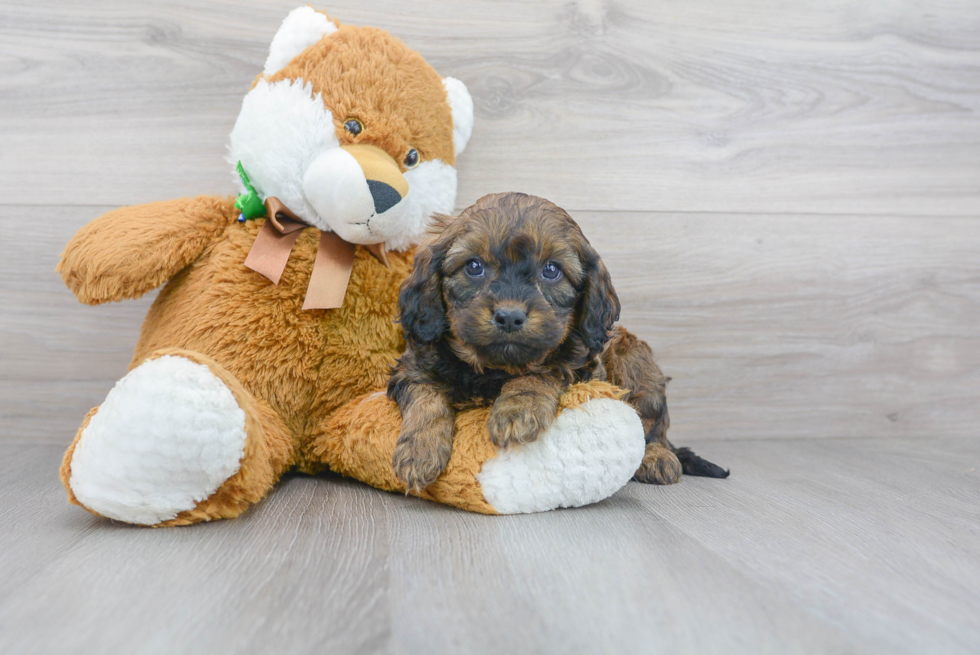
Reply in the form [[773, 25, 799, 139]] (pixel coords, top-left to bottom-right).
[[442, 77, 474, 156], [263, 6, 339, 77]]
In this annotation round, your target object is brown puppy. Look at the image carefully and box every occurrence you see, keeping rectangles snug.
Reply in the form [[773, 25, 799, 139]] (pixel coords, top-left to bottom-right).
[[388, 192, 728, 492]]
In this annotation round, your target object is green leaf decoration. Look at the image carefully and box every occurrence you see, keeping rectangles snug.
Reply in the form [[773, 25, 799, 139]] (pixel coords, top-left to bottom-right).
[[234, 161, 267, 220]]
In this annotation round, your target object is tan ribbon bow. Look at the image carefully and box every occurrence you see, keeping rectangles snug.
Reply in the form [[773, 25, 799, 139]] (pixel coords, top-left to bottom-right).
[[243, 197, 388, 310]]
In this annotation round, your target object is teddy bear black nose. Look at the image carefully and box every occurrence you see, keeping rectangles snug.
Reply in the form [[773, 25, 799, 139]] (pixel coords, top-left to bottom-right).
[[493, 308, 527, 333], [367, 180, 402, 215]]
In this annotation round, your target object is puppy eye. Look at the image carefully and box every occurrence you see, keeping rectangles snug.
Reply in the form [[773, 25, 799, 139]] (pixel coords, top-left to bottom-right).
[[403, 147, 420, 169], [464, 258, 485, 277], [344, 118, 363, 136], [541, 262, 562, 280]]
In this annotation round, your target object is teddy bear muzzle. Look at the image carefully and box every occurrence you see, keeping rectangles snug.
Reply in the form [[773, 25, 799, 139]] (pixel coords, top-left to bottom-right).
[[303, 143, 409, 245]]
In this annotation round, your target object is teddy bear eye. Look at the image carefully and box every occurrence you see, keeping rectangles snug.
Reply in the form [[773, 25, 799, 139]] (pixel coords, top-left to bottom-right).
[[541, 262, 562, 280], [344, 118, 363, 136], [464, 258, 485, 277], [403, 147, 420, 169]]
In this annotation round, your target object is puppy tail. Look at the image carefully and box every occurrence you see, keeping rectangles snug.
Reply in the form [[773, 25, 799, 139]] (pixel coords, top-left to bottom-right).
[[674, 447, 730, 479]]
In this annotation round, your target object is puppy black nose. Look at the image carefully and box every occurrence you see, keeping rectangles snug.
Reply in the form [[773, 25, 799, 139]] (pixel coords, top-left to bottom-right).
[[493, 308, 527, 332], [366, 180, 402, 215]]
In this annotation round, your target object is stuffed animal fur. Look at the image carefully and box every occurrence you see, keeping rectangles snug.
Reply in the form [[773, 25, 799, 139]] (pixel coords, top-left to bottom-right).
[[56, 7, 646, 526]]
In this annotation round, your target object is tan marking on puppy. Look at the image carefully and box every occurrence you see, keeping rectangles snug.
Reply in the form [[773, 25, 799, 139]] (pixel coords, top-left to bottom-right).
[[447, 336, 486, 374], [391, 382, 455, 493], [600, 327, 682, 484], [634, 444, 683, 485], [487, 375, 563, 448], [602, 327, 669, 445], [444, 234, 495, 273]]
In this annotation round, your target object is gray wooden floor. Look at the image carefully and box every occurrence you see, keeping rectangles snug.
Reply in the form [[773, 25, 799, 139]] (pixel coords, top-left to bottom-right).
[[1, 438, 979, 654], [2, 0, 979, 653]]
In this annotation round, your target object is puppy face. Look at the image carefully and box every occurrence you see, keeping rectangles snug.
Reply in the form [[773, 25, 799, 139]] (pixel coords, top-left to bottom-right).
[[399, 192, 620, 372]]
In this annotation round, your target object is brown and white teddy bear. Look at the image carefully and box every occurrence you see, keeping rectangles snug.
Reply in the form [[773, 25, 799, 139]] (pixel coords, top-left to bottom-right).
[[56, 7, 645, 526]]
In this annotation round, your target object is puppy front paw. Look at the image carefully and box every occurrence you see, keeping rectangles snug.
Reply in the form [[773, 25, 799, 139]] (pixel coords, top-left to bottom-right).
[[633, 444, 682, 485], [487, 394, 556, 449], [392, 426, 454, 494]]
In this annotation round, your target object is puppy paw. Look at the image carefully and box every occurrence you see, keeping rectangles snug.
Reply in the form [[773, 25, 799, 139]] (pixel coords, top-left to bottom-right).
[[392, 427, 453, 494], [487, 394, 556, 449], [633, 444, 682, 485]]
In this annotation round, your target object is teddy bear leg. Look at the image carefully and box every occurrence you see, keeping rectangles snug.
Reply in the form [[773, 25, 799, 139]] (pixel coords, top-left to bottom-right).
[[306, 382, 645, 514], [60, 349, 294, 526]]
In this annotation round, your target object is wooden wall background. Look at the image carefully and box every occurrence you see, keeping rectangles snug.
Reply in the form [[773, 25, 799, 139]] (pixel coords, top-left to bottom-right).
[[2, 0, 979, 444]]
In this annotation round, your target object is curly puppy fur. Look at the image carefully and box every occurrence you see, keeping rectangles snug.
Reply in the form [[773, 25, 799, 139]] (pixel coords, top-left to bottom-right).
[[389, 192, 728, 492]]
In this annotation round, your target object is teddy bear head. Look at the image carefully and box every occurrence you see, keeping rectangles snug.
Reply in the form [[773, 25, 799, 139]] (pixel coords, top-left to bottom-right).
[[228, 7, 473, 251]]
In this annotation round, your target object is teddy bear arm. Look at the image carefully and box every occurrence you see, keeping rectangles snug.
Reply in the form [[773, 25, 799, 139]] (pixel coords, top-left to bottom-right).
[[57, 195, 236, 305]]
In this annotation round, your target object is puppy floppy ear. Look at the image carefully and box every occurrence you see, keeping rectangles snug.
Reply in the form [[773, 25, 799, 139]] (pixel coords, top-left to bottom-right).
[[577, 249, 621, 356], [398, 236, 449, 344]]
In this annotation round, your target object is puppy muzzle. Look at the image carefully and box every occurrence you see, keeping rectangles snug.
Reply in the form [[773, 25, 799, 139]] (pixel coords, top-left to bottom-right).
[[466, 300, 560, 367], [303, 144, 409, 245]]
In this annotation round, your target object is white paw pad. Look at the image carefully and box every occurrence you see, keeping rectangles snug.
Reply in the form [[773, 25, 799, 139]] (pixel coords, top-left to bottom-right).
[[68, 355, 247, 525], [476, 398, 645, 514]]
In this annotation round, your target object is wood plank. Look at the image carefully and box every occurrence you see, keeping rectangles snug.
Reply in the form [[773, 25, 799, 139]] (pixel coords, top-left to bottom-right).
[[0, 205, 153, 442], [385, 436, 980, 654], [382, 488, 862, 654], [4, 205, 978, 442], [2, 439, 978, 653], [0, 445, 393, 655], [626, 437, 980, 654], [1, 1, 979, 214]]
